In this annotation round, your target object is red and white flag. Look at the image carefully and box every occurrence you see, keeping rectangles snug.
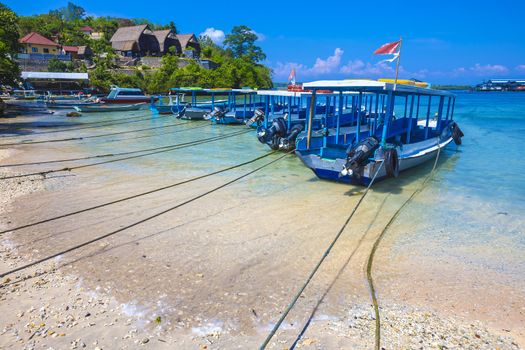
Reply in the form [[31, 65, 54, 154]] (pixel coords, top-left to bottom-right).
[[288, 68, 296, 85], [373, 40, 401, 55]]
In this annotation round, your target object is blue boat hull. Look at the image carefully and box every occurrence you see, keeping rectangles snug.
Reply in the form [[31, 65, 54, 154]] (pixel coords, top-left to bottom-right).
[[296, 135, 454, 186]]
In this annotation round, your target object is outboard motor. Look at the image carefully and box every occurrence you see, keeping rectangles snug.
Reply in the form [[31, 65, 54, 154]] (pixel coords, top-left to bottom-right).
[[340, 136, 379, 177], [176, 103, 191, 118], [204, 106, 227, 121], [257, 117, 288, 147], [278, 124, 304, 151], [246, 108, 265, 127]]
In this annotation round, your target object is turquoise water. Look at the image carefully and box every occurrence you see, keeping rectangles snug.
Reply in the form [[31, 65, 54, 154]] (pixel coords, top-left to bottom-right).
[[3, 92, 524, 284], [390, 91, 525, 282]]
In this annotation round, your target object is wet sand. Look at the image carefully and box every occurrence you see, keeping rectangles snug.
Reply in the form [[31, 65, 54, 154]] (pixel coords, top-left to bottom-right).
[[0, 112, 523, 349]]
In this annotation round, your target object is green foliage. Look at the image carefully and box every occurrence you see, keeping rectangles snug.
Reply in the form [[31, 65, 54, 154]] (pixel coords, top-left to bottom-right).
[[58, 2, 86, 21], [47, 57, 74, 72], [223, 25, 266, 63], [14, 3, 272, 92], [0, 3, 20, 86]]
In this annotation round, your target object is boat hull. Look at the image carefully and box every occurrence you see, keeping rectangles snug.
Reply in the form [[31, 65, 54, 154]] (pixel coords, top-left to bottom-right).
[[179, 108, 209, 120], [296, 136, 454, 186], [101, 97, 153, 104], [74, 103, 146, 113]]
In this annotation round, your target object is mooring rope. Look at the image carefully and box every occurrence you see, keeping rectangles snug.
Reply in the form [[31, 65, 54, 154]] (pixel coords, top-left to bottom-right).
[[0, 111, 170, 138], [0, 120, 194, 146], [0, 152, 292, 279], [0, 129, 251, 181], [259, 161, 384, 350], [0, 123, 213, 168], [366, 138, 443, 350], [0, 151, 276, 235]]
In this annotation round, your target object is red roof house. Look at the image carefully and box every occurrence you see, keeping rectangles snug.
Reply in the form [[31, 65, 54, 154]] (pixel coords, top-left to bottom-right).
[[19, 32, 60, 55], [80, 26, 94, 34]]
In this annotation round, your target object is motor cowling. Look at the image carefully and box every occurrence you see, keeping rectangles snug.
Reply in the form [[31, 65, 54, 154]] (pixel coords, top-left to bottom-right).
[[246, 108, 265, 126], [341, 136, 379, 177], [278, 124, 304, 151], [257, 117, 288, 144], [205, 106, 226, 121]]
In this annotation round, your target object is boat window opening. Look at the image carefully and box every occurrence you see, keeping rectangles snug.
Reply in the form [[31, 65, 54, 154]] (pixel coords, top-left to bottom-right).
[[425, 96, 432, 138], [119, 90, 144, 96]]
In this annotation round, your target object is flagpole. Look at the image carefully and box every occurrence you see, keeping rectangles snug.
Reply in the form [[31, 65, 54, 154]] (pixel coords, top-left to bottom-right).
[[394, 37, 402, 90]]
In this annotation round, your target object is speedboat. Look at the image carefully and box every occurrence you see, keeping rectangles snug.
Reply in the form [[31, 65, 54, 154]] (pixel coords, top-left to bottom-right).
[[100, 86, 153, 104]]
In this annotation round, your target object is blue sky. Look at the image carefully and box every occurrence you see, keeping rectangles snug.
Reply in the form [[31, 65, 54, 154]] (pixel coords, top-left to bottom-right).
[[5, 0, 525, 84]]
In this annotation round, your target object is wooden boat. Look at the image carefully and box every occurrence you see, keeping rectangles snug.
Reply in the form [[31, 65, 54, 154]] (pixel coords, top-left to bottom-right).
[[165, 88, 228, 120], [205, 89, 264, 125], [73, 103, 146, 113], [248, 89, 363, 151], [295, 79, 463, 185], [46, 98, 100, 109], [100, 86, 154, 104]]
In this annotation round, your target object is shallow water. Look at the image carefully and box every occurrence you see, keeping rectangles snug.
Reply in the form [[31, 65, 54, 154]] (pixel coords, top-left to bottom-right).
[[1, 93, 524, 343]]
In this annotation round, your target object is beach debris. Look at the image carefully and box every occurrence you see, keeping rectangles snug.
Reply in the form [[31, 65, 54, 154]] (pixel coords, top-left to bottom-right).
[[155, 316, 161, 324], [66, 111, 81, 117]]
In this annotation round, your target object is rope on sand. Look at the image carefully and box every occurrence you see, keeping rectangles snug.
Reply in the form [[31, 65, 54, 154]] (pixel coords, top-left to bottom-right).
[[0, 152, 291, 279]]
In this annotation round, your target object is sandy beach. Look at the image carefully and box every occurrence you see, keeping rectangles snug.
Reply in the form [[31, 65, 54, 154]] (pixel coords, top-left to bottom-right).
[[1, 112, 524, 350]]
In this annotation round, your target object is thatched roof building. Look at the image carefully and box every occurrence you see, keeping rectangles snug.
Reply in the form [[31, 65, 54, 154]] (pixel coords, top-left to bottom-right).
[[110, 25, 201, 58], [176, 34, 201, 56], [153, 29, 182, 55], [110, 24, 160, 57]]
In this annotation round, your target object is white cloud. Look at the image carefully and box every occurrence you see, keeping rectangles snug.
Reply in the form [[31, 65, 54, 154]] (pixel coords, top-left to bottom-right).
[[272, 48, 344, 80], [469, 63, 509, 75], [340, 59, 394, 76], [200, 27, 225, 45], [251, 30, 266, 42], [310, 48, 344, 74], [272, 62, 307, 79], [515, 64, 525, 72]]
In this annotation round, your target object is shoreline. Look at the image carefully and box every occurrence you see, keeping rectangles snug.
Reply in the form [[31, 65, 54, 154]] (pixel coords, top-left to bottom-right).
[[0, 138, 523, 349]]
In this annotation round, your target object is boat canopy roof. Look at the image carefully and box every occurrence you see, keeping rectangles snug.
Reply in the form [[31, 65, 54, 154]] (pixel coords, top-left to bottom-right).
[[203, 88, 232, 93], [231, 88, 257, 93], [170, 87, 203, 92], [110, 86, 143, 92], [255, 90, 359, 97], [21, 71, 89, 81], [302, 79, 455, 97]]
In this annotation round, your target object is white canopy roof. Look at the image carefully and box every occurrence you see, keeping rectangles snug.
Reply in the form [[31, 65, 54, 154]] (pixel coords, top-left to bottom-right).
[[21, 71, 89, 80], [303, 79, 455, 97], [256, 90, 359, 97]]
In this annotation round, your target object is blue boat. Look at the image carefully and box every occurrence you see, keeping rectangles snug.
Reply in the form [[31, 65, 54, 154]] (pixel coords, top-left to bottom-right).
[[295, 79, 463, 185], [248, 90, 366, 151], [162, 88, 229, 120], [205, 89, 265, 125]]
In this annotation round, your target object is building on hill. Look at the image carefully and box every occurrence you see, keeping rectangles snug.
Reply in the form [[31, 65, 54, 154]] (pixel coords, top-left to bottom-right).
[[110, 24, 160, 57], [19, 32, 60, 55], [176, 34, 201, 58], [61, 45, 93, 60], [80, 26, 94, 35], [110, 25, 201, 58], [62, 45, 79, 59], [153, 29, 182, 55], [77, 46, 93, 59]]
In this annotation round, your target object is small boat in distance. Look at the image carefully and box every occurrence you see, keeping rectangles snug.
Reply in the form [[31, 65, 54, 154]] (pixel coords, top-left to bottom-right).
[[100, 86, 154, 104], [74, 103, 146, 113]]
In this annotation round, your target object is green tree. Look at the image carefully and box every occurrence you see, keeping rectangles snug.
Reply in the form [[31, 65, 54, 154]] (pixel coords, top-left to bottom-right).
[[58, 2, 85, 21], [0, 3, 20, 86], [47, 57, 74, 72], [223, 25, 266, 63]]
